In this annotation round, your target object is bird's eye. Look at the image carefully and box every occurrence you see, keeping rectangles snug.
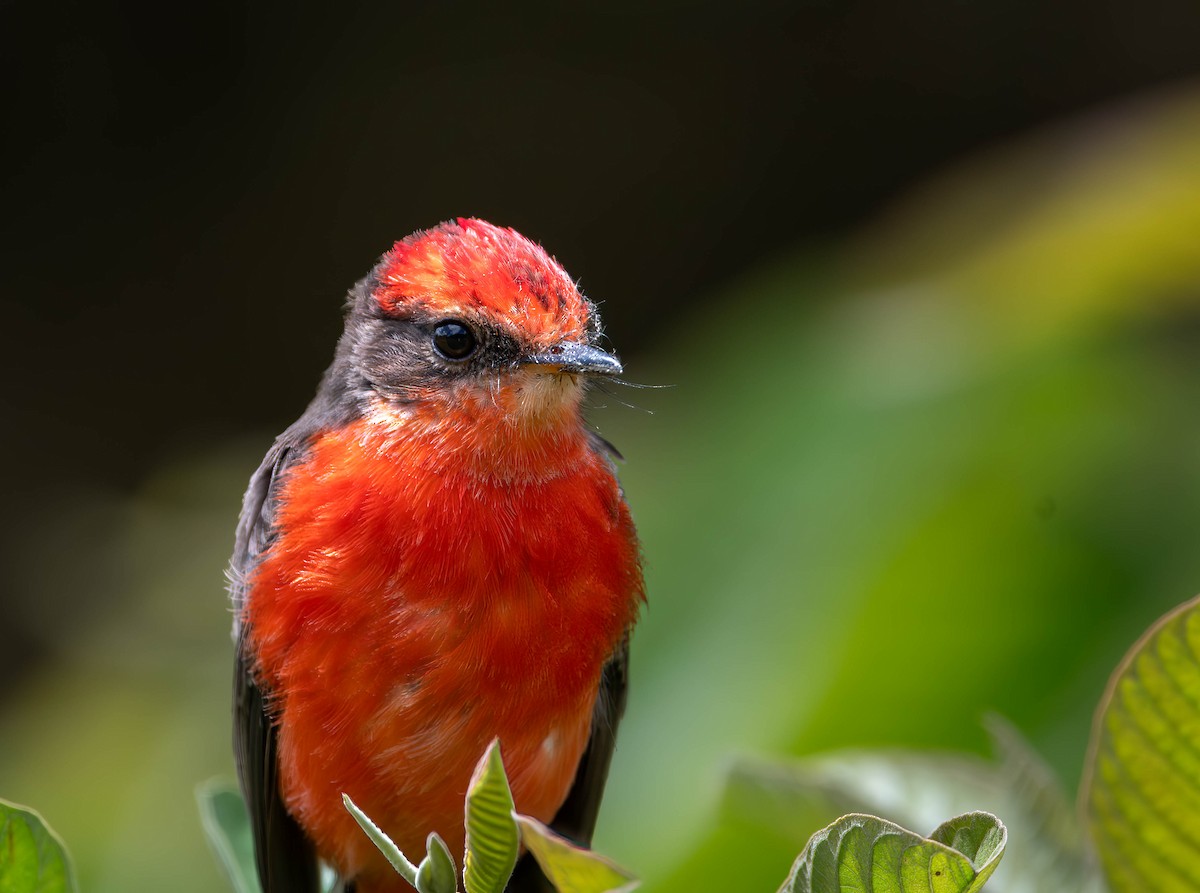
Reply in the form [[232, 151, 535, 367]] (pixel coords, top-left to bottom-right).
[[432, 320, 478, 361]]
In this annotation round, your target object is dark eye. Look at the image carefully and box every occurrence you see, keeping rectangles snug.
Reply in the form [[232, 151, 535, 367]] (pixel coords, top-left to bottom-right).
[[432, 320, 478, 361]]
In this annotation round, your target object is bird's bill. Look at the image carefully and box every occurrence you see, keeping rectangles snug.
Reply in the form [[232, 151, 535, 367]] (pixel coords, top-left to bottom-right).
[[523, 342, 623, 376]]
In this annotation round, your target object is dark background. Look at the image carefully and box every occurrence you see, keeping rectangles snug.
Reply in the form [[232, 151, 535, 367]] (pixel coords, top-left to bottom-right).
[[5, 0, 1200, 505]]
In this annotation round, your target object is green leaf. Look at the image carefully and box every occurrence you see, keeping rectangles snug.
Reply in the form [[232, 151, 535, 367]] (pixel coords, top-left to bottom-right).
[[514, 814, 638, 893], [415, 833, 457, 893], [462, 740, 519, 893], [1084, 592, 1200, 892], [343, 794, 419, 887], [0, 798, 77, 893], [778, 812, 1006, 893], [927, 813, 1006, 892], [725, 716, 1099, 893], [195, 779, 261, 893]]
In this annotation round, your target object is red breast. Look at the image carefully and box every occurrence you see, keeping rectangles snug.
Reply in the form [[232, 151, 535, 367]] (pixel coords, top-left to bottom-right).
[[240, 220, 643, 890]]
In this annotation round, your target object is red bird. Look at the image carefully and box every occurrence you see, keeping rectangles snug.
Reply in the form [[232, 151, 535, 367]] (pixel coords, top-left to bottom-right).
[[229, 219, 644, 893]]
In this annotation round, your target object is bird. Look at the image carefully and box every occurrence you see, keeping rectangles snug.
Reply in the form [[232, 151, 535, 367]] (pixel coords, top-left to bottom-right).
[[228, 218, 645, 893]]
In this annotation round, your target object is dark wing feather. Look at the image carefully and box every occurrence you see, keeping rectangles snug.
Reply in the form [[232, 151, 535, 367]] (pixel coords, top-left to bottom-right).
[[231, 439, 322, 893], [233, 647, 320, 893], [507, 640, 630, 893], [546, 641, 629, 843]]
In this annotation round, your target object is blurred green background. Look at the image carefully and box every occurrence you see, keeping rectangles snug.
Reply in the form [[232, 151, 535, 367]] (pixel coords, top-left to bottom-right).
[[4, 3, 1200, 891]]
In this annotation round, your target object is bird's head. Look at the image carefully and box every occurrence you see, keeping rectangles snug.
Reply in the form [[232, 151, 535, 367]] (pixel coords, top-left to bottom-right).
[[329, 219, 620, 432]]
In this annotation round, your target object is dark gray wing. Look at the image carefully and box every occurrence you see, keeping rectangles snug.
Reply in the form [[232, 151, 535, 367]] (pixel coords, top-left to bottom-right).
[[231, 438, 322, 893], [507, 640, 630, 893]]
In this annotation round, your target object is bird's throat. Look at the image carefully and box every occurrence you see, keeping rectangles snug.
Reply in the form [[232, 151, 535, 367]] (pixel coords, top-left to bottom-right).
[[364, 376, 593, 484]]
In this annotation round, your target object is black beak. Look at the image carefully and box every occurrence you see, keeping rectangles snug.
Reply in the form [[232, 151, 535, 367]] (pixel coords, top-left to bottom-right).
[[523, 342, 623, 376]]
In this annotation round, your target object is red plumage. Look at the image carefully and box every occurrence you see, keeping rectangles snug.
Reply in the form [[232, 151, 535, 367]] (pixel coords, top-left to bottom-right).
[[233, 219, 644, 893]]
